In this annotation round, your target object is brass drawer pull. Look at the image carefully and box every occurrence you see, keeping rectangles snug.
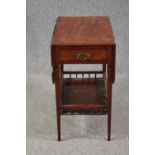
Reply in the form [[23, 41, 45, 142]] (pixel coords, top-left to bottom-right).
[[76, 52, 91, 61]]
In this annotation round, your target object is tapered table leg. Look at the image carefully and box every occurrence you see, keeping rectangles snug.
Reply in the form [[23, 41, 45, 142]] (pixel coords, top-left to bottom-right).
[[107, 109, 111, 141], [56, 109, 61, 141], [54, 65, 62, 141], [107, 65, 112, 141]]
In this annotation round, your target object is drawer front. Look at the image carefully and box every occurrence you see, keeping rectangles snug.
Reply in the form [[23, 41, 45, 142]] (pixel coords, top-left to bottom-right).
[[59, 48, 109, 63]]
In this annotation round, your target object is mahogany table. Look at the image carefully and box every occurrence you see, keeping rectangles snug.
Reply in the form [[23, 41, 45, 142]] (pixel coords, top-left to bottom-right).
[[51, 16, 116, 141]]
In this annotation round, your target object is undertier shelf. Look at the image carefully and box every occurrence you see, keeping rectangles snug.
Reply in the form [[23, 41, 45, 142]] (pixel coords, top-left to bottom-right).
[[61, 75, 108, 115]]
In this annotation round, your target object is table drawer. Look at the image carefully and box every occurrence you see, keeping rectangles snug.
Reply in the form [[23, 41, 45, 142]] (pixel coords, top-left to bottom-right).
[[59, 48, 109, 63]]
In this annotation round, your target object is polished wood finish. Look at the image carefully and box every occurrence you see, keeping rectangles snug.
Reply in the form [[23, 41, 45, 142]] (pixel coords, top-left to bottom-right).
[[59, 47, 109, 63], [62, 78, 106, 105], [52, 16, 115, 45], [51, 16, 116, 141]]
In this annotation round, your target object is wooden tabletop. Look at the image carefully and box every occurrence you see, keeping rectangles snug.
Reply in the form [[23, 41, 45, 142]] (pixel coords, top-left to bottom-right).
[[52, 16, 115, 46]]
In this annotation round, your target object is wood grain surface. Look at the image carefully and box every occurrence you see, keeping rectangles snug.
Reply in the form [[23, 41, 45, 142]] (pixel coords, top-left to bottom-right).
[[52, 16, 115, 46]]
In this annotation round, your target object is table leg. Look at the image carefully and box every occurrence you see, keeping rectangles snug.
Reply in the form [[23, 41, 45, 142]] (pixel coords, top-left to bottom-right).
[[107, 65, 112, 141], [54, 65, 62, 141]]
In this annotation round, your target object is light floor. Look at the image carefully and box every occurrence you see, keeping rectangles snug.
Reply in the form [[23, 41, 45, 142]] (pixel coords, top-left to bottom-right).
[[27, 0, 129, 154]]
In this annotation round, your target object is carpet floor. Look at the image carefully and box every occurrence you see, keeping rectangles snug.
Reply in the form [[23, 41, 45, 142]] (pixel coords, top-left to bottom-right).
[[27, 0, 129, 154]]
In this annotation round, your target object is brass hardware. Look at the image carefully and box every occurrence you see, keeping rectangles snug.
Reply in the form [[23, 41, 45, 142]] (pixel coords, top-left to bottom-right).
[[76, 52, 91, 61]]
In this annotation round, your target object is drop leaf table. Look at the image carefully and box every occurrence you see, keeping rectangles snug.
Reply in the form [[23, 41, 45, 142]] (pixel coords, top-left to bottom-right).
[[51, 16, 116, 141]]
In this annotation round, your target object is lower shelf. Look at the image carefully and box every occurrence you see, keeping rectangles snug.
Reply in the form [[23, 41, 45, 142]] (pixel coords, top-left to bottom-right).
[[61, 78, 108, 115]]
